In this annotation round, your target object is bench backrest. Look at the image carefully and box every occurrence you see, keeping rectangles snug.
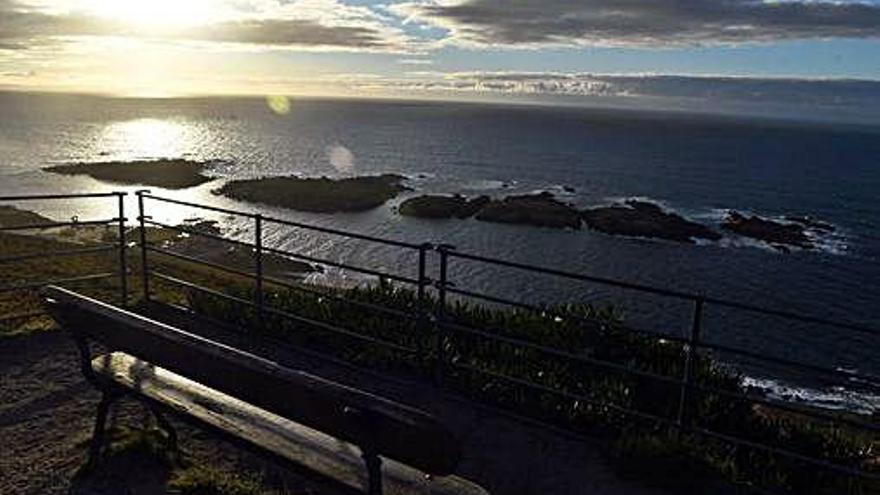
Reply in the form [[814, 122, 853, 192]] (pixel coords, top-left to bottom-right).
[[42, 286, 461, 475]]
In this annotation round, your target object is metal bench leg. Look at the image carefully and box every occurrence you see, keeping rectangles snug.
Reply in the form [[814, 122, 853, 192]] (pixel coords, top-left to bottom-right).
[[147, 403, 178, 453], [87, 391, 116, 469], [362, 448, 383, 495]]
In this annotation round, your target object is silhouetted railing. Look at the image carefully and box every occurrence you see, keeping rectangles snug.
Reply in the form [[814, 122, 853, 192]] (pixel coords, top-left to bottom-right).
[[0, 192, 127, 328]]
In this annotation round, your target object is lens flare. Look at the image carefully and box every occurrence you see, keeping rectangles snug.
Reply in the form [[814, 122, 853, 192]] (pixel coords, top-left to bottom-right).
[[266, 95, 291, 115]]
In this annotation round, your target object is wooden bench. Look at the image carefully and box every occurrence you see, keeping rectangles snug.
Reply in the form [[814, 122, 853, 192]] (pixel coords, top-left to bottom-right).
[[41, 286, 488, 495]]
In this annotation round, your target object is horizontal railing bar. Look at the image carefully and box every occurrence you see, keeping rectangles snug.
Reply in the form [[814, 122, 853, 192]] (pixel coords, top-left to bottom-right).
[[261, 274, 420, 322], [152, 272, 418, 354], [147, 245, 420, 320], [694, 426, 880, 481], [146, 221, 420, 286], [0, 273, 117, 293], [0, 192, 125, 201], [262, 304, 419, 356], [450, 360, 673, 425], [145, 245, 258, 281], [447, 249, 698, 300], [262, 245, 420, 285], [142, 193, 425, 250], [704, 297, 880, 338], [443, 319, 684, 387], [449, 249, 880, 339], [143, 219, 253, 248], [699, 340, 880, 391], [141, 193, 258, 218], [0, 219, 118, 232], [453, 362, 877, 482], [263, 215, 426, 250], [445, 285, 689, 344], [450, 316, 880, 434], [0, 245, 117, 265], [689, 380, 880, 434]]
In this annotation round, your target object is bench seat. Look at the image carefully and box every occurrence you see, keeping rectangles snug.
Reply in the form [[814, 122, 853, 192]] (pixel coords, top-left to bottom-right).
[[93, 351, 488, 495]]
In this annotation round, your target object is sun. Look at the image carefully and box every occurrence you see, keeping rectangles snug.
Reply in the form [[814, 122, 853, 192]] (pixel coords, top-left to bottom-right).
[[80, 0, 220, 30]]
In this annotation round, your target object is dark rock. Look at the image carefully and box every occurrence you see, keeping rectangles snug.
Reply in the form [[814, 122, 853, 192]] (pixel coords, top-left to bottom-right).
[[783, 215, 835, 232], [563, 186, 576, 193], [722, 211, 813, 250], [217, 174, 408, 213], [581, 200, 721, 243], [475, 192, 582, 229], [399, 194, 489, 219], [44, 159, 217, 189]]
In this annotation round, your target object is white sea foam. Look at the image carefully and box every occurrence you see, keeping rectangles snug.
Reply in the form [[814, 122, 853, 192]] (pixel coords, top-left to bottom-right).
[[742, 376, 880, 415], [461, 179, 510, 191]]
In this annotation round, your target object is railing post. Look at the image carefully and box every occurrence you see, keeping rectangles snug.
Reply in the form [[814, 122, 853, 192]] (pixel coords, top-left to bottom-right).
[[254, 214, 265, 335], [415, 242, 432, 363], [136, 190, 150, 303], [677, 297, 704, 427], [116, 192, 128, 307], [434, 244, 454, 387]]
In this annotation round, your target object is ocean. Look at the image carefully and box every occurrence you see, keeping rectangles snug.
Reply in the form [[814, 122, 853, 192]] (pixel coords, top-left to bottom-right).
[[1, 91, 879, 411]]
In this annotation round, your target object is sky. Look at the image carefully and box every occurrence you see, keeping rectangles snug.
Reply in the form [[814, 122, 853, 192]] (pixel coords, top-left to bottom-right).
[[2, 0, 880, 113]]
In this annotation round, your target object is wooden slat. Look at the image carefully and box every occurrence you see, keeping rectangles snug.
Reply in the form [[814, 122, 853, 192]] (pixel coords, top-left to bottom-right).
[[93, 352, 487, 495], [41, 286, 460, 475]]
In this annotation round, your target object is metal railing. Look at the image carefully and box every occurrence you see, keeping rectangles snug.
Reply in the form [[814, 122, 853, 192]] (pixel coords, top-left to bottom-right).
[[1, 189, 877, 494], [131, 190, 880, 493], [0, 192, 128, 328]]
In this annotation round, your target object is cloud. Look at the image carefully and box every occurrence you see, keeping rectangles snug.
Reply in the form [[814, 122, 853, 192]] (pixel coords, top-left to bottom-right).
[[391, 0, 880, 48], [341, 70, 880, 109], [0, 0, 410, 51]]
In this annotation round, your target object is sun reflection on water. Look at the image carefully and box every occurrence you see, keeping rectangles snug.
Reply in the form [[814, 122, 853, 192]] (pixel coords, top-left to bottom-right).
[[96, 118, 197, 161]]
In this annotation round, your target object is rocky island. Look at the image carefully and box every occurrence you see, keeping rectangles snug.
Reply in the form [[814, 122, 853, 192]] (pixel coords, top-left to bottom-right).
[[723, 211, 814, 250], [44, 159, 216, 189], [399, 192, 581, 228], [581, 200, 721, 243], [217, 174, 408, 213], [399, 194, 490, 219], [475, 192, 582, 229]]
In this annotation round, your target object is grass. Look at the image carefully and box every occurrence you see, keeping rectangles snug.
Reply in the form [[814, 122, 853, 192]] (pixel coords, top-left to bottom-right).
[[217, 174, 408, 212], [0, 223, 261, 337], [44, 159, 215, 189]]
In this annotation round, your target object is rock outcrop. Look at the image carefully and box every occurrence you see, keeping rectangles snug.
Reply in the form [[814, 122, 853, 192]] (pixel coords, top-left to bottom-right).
[[723, 211, 813, 250], [45, 159, 217, 189], [581, 200, 721, 243], [399, 194, 490, 219], [218, 174, 408, 213], [475, 192, 583, 229]]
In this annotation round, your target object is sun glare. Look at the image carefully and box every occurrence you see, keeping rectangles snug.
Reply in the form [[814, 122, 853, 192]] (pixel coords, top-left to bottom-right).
[[98, 119, 197, 160], [80, 0, 220, 30]]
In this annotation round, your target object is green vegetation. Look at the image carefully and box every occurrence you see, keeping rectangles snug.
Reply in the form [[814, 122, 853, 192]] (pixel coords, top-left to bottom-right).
[[217, 174, 408, 212], [44, 159, 215, 189], [0, 223, 267, 337]]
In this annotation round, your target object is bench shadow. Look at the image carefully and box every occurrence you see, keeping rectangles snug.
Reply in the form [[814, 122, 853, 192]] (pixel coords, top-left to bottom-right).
[[68, 425, 175, 495]]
